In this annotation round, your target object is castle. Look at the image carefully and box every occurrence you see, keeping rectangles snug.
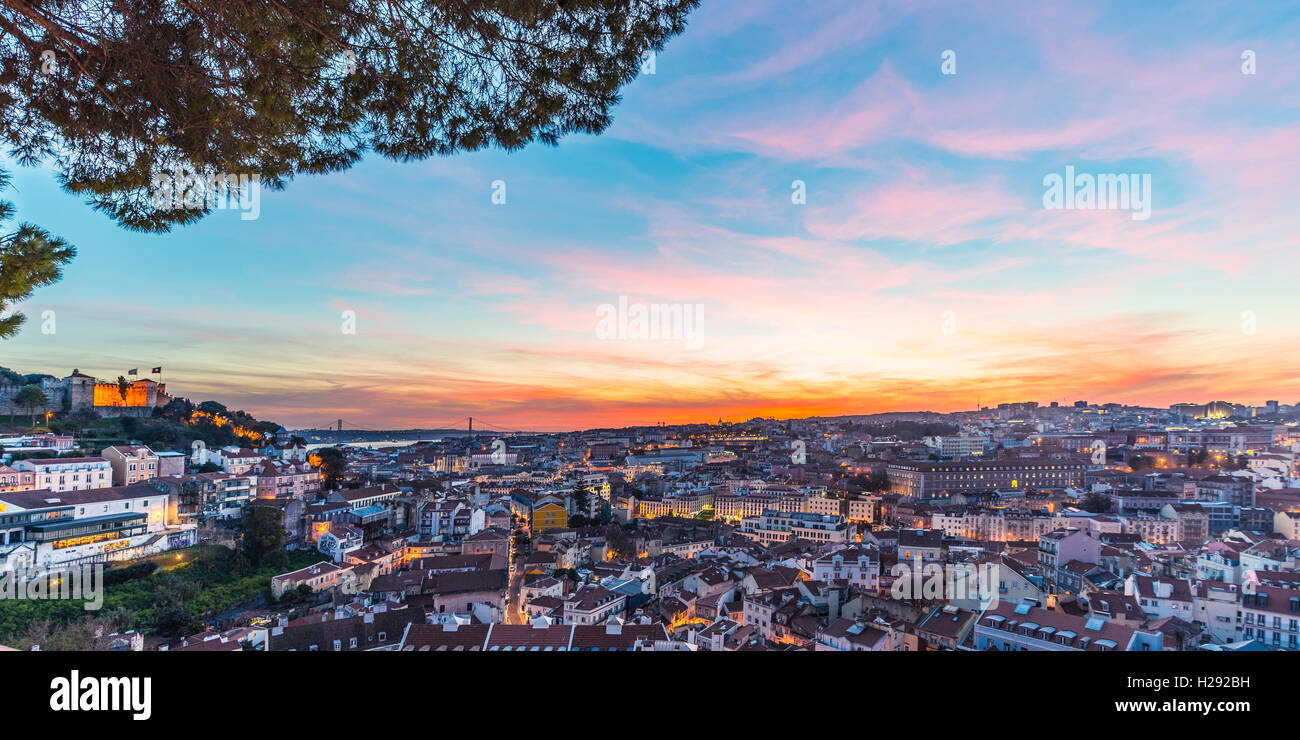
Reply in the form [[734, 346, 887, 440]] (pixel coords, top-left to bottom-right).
[[0, 370, 171, 418]]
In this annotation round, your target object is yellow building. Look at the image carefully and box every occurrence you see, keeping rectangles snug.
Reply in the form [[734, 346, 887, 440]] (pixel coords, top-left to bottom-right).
[[532, 497, 568, 533]]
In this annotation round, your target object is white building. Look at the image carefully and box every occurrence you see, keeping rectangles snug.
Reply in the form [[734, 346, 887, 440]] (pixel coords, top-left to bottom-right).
[[0, 482, 194, 574], [812, 546, 880, 590], [14, 457, 113, 493]]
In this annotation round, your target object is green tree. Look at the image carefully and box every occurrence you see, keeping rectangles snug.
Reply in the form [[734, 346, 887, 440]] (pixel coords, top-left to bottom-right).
[[116, 375, 130, 401], [1080, 492, 1112, 513], [0, 170, 75, 339], [571, 484, 592, 519], [0, 1, 699, 232], [242, 505, 288, 565], [14, 383, 46, 426], [604, 523, 635, 560], [312, 446, 348, 489], [150, 573, 202, 636], [1128, 454, 1155, 471]]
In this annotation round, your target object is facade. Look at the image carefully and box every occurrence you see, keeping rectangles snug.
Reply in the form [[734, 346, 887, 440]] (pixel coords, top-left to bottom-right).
[[812, 546, 880, 590], [739, 509, 849, 546], [154, 472, 256, 521], [252, 459, 322, 499], [898, 528, 944, 562], [0, 482, 193, 573], [932, 509, 1058, 542], [0, 371, 170, 419], [101, 445, 160, 486], [14, 456, 113, 493], [1240, 582, 1300, 650], [973, 600, 1163, 651], [0, 465, 36, 492], [888, 458, 1084, 498], [925, 435, 988, 458], [563, 585, 627, 625], [270, 561, 354, 599], [532, 496, 568, 533]]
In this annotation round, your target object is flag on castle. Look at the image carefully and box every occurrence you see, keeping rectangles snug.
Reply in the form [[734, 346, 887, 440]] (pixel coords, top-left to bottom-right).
[[151, 367, 161, 374], [128, 368, 138, 375]]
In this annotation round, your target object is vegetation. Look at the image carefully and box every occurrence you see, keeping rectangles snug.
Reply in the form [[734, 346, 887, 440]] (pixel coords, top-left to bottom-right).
[[14, 383, 47, 425], [0, 1, 698, 233], [1128, 454, 1156, 471], [604, 523, 636, 560], [1080, 491, 1113, 513], [846, 471, 890, 493], [0, 548, 323, 646], [309, 446, 348, 489], [242, 506, 289, 568], [0, 170, 75, 340]]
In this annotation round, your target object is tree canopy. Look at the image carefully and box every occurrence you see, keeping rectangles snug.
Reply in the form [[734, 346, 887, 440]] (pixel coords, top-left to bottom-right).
[[0, 169, 75, 339], [0, 0, 699, 231]]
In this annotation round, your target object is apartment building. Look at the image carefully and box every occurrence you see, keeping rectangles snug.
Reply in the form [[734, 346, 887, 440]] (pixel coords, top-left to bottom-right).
[[13, 456, 112, 493], [973, 599, 1163, 651], [812, 546, 880, 590], [0, 465, 35, 492], [739, 509, 848, 547], [101, 445, 159, 486]]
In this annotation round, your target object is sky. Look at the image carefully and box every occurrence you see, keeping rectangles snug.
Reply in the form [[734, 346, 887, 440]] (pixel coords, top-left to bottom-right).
[[4, 0, 1300, 431]]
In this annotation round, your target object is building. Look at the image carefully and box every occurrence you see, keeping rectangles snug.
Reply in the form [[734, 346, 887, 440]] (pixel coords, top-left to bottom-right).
[[1240, 573, 1300, 650], [101, 445, 159, 486], [816, 618, 891, 651], [0, 465, 36, 492], [270, 561, 354, 599], [739, 509, 849, 547], [898, 528, 944, 562], [0, 482, 194, 573], [154, 472, 255, 521], [887, 458, 1084, 499], [532, 495, 568, 533], [13, 457, 112, 493], [924, 435, 988, 458], [563, 585, 627, 625], [194, 446, 266, 475], [973, 599, 1163, 651], [812, 546, 880, 590], [0, 370, 170, 419], [251, 459, 322, 500]]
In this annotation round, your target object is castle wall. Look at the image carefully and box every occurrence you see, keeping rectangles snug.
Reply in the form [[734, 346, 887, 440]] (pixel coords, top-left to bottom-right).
[[0, 374, 169, 419]]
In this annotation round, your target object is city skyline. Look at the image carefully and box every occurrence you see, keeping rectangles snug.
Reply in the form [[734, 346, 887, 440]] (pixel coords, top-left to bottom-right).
[[4, 0, 1299, 430], [7, 364, 1293, 434]]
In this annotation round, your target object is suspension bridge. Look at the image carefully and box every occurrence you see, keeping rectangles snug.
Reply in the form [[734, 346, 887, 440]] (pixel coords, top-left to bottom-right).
[[291, 416, 541, 437]]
